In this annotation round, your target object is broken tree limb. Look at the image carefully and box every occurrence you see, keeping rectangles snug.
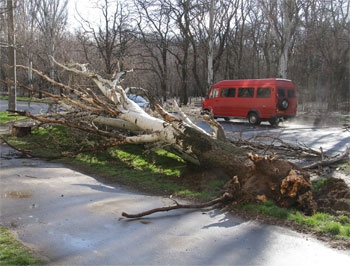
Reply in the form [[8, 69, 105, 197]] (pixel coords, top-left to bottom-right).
[[11, 59, 320, 214], [121, 193, 233, 218], [301, 145, 350, 170]]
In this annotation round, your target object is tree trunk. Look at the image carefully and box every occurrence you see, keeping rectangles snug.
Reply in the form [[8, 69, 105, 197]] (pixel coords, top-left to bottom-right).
[[7, 0, 16, 112], [179, 125, 316, 214]]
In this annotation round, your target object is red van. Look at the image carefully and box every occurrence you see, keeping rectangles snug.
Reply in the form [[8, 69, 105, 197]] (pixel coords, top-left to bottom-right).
[[201, 78, 297, 125]]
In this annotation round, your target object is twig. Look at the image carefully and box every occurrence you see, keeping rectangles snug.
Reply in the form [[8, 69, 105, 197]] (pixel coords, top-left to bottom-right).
[[0, 136, 32, 157], [121, 193, 233, 218]]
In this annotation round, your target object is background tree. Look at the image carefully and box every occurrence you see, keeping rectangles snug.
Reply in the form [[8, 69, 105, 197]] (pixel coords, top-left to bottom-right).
[[167, 0, 197, 105], [76, 0, 135, 77], [0, 0, 349, 113], [35, 0, 68, 93], [6, 0, 16, 111], [316, 0, 349, 112], [134, 0, 172, 102], [259, 0, 301, 78]]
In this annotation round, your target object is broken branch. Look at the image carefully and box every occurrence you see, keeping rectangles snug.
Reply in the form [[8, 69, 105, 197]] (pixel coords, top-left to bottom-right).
[[121, 193, 233, 218], [301, 145, 350, 170]]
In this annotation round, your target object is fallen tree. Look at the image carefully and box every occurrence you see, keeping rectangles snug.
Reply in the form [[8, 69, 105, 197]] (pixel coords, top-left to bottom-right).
[[12, 59, 317, 215]]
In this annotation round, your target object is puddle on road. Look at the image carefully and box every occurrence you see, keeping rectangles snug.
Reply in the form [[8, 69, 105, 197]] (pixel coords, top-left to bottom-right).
[[1, 191, 32, 198]]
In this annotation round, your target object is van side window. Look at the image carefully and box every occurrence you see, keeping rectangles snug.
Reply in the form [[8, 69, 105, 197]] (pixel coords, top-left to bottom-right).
[[257, 87, 271, 98], [209, 88, 219, 99], [238, 87, 254, 98], [287, 89, 295, 98], [221, 88, 236, 97], [277, 88, 285, 98]]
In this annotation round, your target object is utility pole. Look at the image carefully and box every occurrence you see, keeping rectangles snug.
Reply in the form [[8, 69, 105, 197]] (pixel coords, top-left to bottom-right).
[[7, 0, 16, 112]]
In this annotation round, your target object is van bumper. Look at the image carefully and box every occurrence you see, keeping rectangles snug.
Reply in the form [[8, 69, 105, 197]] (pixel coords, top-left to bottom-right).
[[270, 114, 296, 121]]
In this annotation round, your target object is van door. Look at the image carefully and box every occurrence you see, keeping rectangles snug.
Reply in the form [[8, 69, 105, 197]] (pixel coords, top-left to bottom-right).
[[236, 87, 255, 117], [219, 88, 236, 116], [256, 87, 273, 118]]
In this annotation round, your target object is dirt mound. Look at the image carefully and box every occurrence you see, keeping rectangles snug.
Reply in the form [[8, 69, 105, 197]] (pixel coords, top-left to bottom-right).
[[313, 177, 350, 215]]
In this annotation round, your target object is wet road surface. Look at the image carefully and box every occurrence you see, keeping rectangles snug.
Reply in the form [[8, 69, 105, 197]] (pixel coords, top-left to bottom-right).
[[1, 144, 350, 265]]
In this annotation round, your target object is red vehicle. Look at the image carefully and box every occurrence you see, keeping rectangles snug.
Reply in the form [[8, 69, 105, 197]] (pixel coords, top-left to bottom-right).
[[202, 78, 297, 125]]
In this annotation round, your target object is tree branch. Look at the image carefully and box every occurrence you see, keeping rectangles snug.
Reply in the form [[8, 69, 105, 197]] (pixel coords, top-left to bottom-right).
[[301, 145, 349, 170], [121, 193, 233, 218]]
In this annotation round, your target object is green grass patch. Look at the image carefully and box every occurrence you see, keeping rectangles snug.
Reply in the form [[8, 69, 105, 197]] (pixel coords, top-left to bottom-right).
[[238, 201, 350, 240], [0, 225, 43, 265], [240, 200, 290, 219], [3, 124, 216, 198], [311, 178, 328, 194], [0, 111, 27, 124], [67, 144, 202, 197]]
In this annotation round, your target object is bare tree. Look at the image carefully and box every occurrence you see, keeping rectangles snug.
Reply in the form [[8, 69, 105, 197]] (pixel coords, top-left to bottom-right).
[[190, 0, 237, 94], [259, 0, 301, 78], [207, 0, 214, 89], [316, 0, 349, 111], [167, 0, 196, 105], [6, 0, 16, 111], [77, 0, 134, 76], [35, 0, 67, 92], [15, 0, 40, 96], [134, 0, 172, 102]]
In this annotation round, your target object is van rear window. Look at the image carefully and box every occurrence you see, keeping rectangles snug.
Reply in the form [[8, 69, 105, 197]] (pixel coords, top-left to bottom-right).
[[257, 87, 271, 98], [238, 87, 254, 98], [277, 88, 285, 98], [221, 88, 236, 97], [288, 89, 295, 98]]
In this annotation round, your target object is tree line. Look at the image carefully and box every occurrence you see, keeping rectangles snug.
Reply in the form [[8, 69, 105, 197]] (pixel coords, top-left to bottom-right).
[[0, 0, 349, 111]]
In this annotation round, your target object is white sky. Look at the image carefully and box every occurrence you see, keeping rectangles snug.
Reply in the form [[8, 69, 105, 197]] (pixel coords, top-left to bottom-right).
[[67, 0, 97, 30]]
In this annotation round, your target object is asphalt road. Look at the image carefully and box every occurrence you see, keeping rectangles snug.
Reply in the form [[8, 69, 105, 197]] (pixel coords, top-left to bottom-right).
[[1, 143, 350, 265]]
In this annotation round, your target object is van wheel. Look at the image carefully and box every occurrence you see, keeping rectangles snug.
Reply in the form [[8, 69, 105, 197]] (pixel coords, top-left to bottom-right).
[[269, 118, 280, 126], [280, 99, 289, 110], [248, 112, 261, 125]]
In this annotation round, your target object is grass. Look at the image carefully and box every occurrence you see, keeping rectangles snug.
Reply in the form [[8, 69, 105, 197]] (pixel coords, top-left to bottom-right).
[[0, 225, 43, 265], [0, 111, 26, 124], [238, 201, 350, 240]]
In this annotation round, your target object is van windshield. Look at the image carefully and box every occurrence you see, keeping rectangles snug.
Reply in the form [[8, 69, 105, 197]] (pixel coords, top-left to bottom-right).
[[209, 88, 219, 98]]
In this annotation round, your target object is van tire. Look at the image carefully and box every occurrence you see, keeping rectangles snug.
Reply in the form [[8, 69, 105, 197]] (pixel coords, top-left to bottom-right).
[[269, 118, 280, 126], [248, 112, 261, 125], [280, 99, 289, 110]]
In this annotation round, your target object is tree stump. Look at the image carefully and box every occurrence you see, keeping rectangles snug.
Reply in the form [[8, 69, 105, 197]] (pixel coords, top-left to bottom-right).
[[11, 122, 35, 137]]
